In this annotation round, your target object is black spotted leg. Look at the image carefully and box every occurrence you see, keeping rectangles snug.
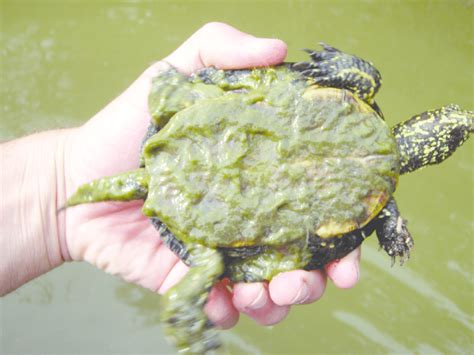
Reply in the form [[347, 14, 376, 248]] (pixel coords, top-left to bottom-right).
[[375, 198, 414, 266], [292, 43, 382, 113]]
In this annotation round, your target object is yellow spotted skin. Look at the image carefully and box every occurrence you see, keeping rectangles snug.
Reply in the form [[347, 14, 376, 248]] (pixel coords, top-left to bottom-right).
[[393, 104, 473, 174]]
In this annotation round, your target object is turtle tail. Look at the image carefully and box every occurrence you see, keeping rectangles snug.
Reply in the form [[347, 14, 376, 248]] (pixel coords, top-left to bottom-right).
[[65, 168, 149, 208], [393, 104, 473, 175]]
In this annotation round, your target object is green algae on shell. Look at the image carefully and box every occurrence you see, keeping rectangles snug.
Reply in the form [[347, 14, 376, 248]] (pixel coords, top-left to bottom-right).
[[142, 73, 399, 247]]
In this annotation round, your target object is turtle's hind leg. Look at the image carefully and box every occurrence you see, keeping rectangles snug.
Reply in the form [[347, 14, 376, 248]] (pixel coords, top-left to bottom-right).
[[151, 217, 190, 263], [161, 244, 224, 354], [292, 43, 382, 107], [375, 199, 414, 266]]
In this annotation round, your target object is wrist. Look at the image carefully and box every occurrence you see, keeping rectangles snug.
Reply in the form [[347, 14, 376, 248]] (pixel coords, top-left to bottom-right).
[[0, 129, 73, 295]]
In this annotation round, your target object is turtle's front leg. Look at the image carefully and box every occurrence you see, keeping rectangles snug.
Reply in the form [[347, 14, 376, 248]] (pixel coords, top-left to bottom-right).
[[161, 244, 224, 354], [292, 43, 382, 108], [375, 199, 414, 266]]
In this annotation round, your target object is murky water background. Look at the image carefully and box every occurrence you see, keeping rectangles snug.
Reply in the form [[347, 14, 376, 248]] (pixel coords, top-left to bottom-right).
[[1, 0, 473, 353]]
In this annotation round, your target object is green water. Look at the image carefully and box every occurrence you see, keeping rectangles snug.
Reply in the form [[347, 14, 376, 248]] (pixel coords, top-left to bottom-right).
[[1, 0, 472, 353]]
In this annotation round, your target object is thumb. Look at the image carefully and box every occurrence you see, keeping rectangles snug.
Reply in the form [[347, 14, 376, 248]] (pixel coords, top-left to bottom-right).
[[164, 22, 288, 73], [76, 23, 287, 179]]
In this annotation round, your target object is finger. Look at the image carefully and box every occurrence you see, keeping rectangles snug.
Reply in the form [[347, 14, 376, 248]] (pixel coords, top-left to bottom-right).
[[157, 259, 189, 294], [165, 22, 288, 73], [120, 22, 287, 111], [232, 282, 290, 326], [204, 281, 239, 329], [325, 247, 361, 289], [268, 270, 326, 306]]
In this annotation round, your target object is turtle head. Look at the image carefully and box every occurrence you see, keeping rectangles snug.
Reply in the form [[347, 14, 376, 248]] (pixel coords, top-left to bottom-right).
[[393, 104, 472, 174], [440, 104, 474, 133]]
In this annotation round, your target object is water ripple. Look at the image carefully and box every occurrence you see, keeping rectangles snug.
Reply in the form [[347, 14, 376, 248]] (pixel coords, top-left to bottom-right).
[[333, 310, 412, 353], [363, 245, 474, 331]]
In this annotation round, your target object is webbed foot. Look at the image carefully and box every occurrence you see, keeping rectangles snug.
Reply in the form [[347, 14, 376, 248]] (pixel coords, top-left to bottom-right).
[[376, 199, 414, 266], [292, 43, 382, 107]]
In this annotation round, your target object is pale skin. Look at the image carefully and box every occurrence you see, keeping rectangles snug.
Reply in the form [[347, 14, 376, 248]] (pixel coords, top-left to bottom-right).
[[0, 22, 360, 329]]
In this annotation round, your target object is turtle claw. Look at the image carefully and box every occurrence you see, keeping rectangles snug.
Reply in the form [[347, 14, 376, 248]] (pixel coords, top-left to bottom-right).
[[389, 247, 411, 267], [390, 256, 396, 267], [379, 217, 414, 267], [302, 42, 341, 62]]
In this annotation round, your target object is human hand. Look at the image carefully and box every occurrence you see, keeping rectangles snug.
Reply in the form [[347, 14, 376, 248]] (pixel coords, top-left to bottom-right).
[[62, 22, 361, 328]]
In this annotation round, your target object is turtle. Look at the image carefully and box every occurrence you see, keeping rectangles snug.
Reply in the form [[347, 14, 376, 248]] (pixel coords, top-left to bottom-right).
[[66, 43, 473, 354]]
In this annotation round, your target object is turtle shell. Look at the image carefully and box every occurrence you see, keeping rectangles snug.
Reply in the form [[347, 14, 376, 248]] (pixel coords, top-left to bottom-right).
[[142, 75, 399, 248]]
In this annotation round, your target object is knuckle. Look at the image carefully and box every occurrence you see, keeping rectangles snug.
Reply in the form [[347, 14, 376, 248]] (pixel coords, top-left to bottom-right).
[[198, 21, 226, 35]]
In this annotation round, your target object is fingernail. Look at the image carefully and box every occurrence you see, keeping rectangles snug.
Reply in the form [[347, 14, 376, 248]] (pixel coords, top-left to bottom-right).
[[246, 286, 267, 311], [291, 282, 310, 304]]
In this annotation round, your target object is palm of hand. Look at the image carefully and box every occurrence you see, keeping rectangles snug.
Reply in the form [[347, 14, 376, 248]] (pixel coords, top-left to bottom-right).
[[64, 66, 181, 291]]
